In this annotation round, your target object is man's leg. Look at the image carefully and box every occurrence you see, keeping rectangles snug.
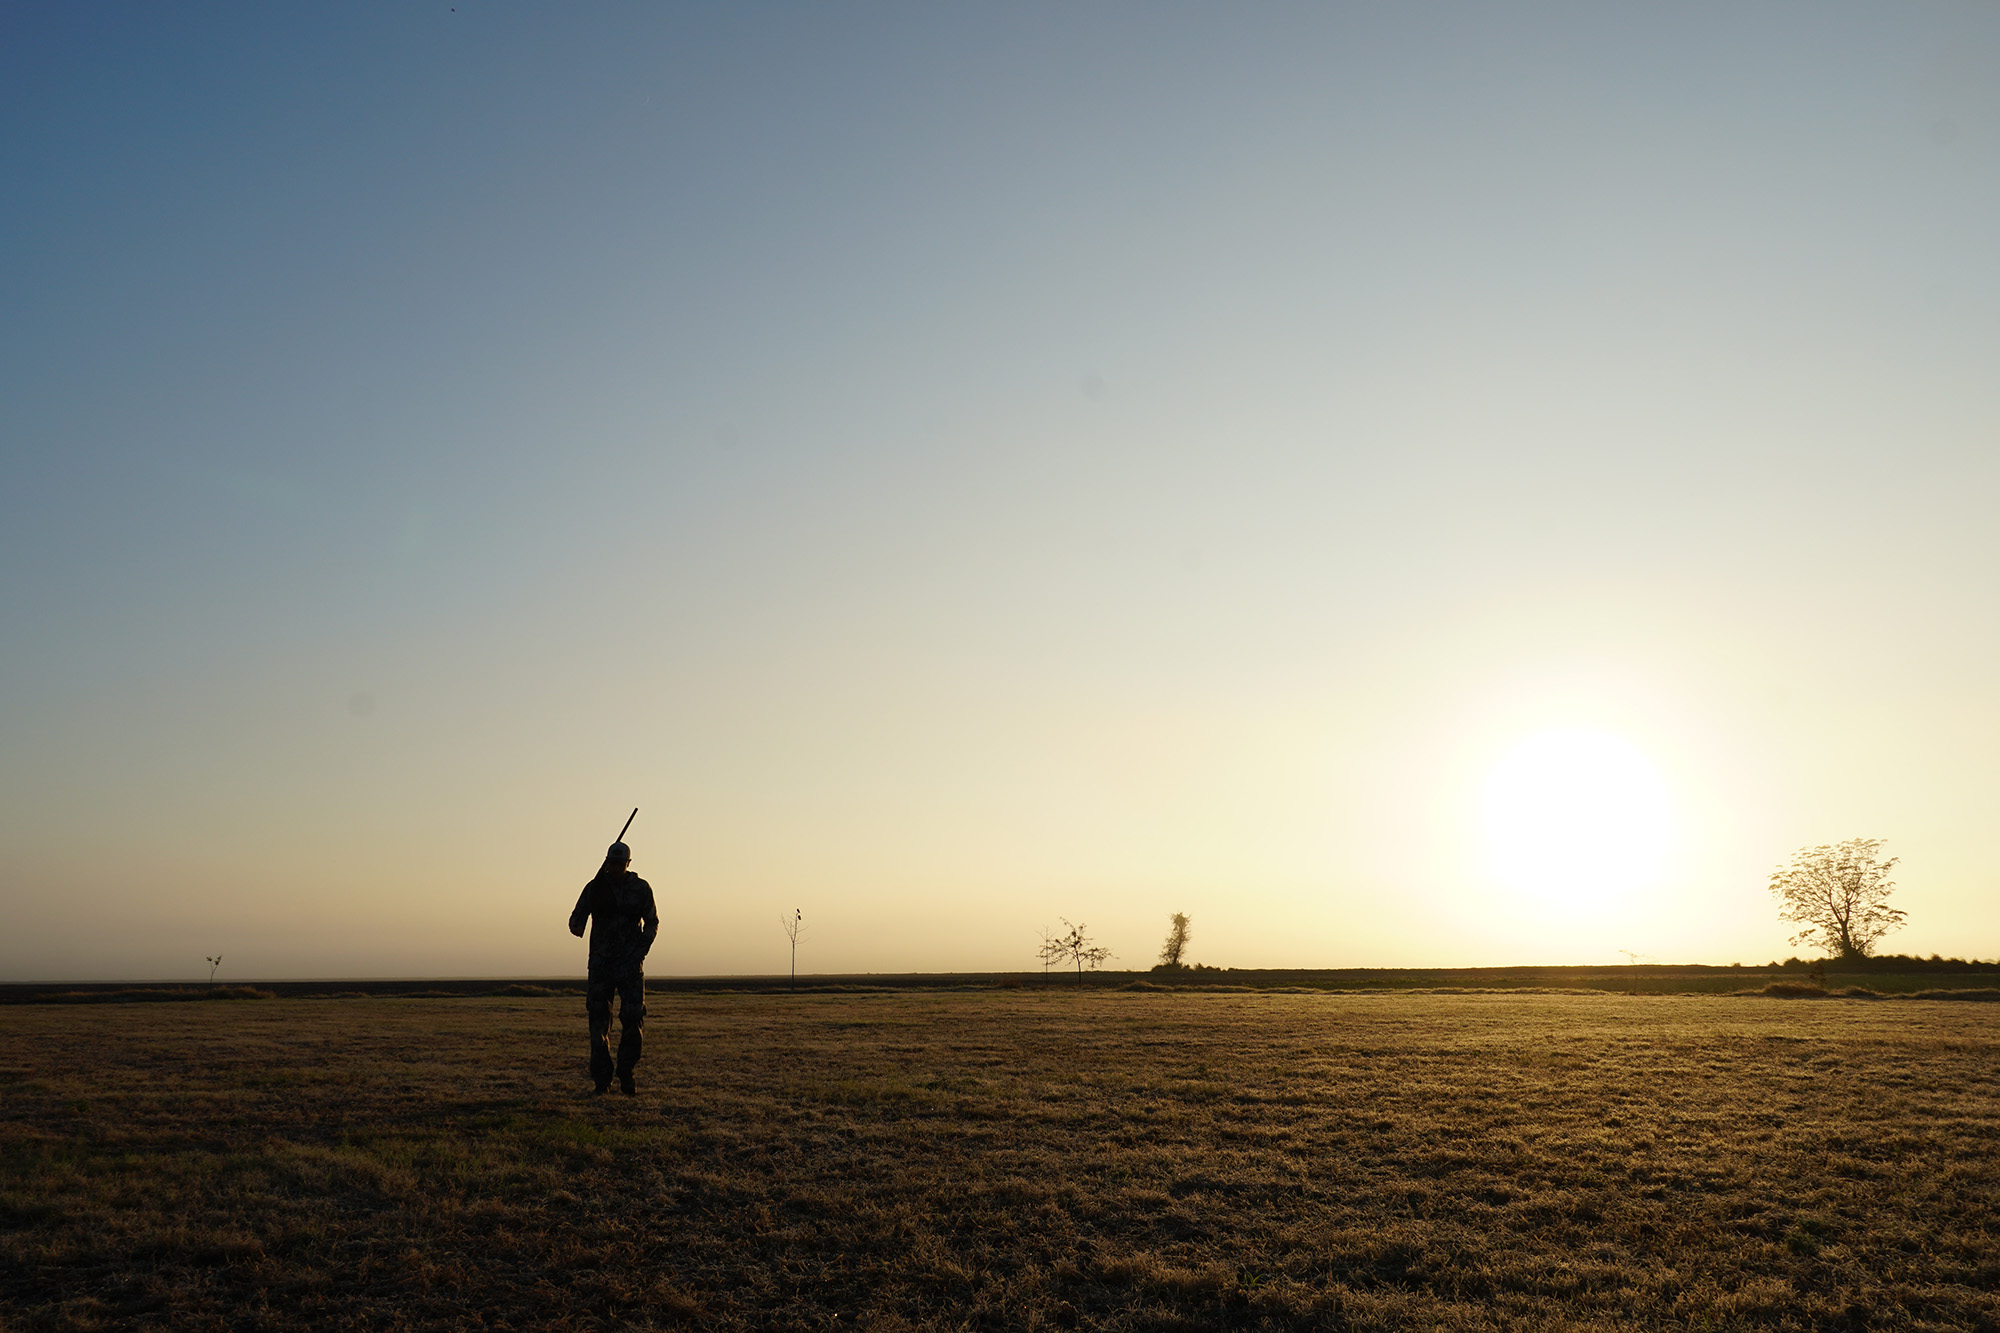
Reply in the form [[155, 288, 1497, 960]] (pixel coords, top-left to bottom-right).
[[614, 967, 645, 1094], [585, 969, 615, 1093]]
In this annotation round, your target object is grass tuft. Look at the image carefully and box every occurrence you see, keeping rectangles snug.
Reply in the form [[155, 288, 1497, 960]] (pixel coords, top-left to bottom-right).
[[1756, 981, 1829, 998]]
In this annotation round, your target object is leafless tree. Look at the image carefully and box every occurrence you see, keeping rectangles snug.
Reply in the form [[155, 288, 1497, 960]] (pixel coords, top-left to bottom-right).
[[206, 955, 222, 984], [1036, 926, 1063, 976], [1769, 838, 1905, 960], [1157, 912, 1191, 969], [1050, 918, 1112, 985], [781, 909, 805, 986]]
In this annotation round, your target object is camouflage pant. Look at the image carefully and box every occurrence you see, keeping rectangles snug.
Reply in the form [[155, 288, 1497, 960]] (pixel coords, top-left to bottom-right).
[[585, 956, 645, 1086]]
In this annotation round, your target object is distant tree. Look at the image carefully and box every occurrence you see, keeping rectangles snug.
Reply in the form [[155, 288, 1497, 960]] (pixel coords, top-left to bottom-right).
[[1157, 912, 1192, 970], [206, 955, 222, 984], [1769, 839, 1906, 961], [1036, 926, 1063, 976], [781, 910, 805, 987], [1050, 918, 1112, 985]]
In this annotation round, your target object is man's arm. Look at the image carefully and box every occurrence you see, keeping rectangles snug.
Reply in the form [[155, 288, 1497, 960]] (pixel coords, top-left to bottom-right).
[[637, 880, 659, 955], [568, 883, 592, 938]]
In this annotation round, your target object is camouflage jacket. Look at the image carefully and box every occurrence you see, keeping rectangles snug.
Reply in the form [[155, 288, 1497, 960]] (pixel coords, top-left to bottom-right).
[[568, 871, 659, 965]]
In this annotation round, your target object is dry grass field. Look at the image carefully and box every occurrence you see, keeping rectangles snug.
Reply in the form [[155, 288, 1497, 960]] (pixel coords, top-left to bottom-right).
[[2, 991, 1996, 1332]]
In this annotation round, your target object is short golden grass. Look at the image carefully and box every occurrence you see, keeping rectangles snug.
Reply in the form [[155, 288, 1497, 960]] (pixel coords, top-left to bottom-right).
[[3, 992, 1996, 1331]]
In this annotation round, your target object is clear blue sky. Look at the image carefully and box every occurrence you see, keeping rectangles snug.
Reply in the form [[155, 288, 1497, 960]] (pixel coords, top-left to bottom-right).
[[4, 3, 1998, 979]]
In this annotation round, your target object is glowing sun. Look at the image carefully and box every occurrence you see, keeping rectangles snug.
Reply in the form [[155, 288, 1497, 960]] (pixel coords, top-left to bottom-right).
[[1481, 728, 1670, 904]]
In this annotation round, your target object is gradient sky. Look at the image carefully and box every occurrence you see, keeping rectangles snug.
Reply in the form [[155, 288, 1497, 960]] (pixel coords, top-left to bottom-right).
[[4, 3, 1998, 981]]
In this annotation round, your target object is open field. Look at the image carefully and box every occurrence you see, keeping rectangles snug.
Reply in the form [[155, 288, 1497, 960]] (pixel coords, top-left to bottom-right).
[[3, 993, 1996, 1331]]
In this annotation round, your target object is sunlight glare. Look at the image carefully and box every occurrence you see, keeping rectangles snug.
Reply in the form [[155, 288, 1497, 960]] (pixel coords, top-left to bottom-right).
[[1481, 728, 1670, 906]]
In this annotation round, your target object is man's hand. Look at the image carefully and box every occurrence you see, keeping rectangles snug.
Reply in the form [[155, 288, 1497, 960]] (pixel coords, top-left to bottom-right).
[[568, 912, 586, 938]]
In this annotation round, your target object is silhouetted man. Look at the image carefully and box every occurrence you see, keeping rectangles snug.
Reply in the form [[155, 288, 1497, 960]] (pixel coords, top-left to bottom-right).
[[567, 841, 659, 1095]]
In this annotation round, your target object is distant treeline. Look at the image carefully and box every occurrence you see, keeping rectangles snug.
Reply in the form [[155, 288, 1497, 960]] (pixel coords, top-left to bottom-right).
[[0, 981, 566, 1004], [5, 958, 1998, 1004], [5, 986, 280, 1005], [1772, 953, 1995, 972]]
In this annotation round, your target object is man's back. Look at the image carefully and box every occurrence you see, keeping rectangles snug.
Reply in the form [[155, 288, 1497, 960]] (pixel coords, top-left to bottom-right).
[[571, 870, 658, 962]]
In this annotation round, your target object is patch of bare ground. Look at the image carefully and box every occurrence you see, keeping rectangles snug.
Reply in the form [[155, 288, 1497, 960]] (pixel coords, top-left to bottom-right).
[[2, 992, 1996, 1331]]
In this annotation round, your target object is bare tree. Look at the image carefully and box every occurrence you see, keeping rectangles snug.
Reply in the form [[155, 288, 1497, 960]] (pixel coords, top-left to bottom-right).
[[1050, 918, 1112, 985], [1769, 838, 1905, 961], [781, 909, 805, 986], [1157, 912, 1191, 969], [206, 955, 222, 984], [1036, 926, 1063, 976]]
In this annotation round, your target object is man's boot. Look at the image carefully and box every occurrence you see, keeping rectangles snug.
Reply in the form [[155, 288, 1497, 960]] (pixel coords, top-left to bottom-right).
[[618, 1071, 636, 1096]]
